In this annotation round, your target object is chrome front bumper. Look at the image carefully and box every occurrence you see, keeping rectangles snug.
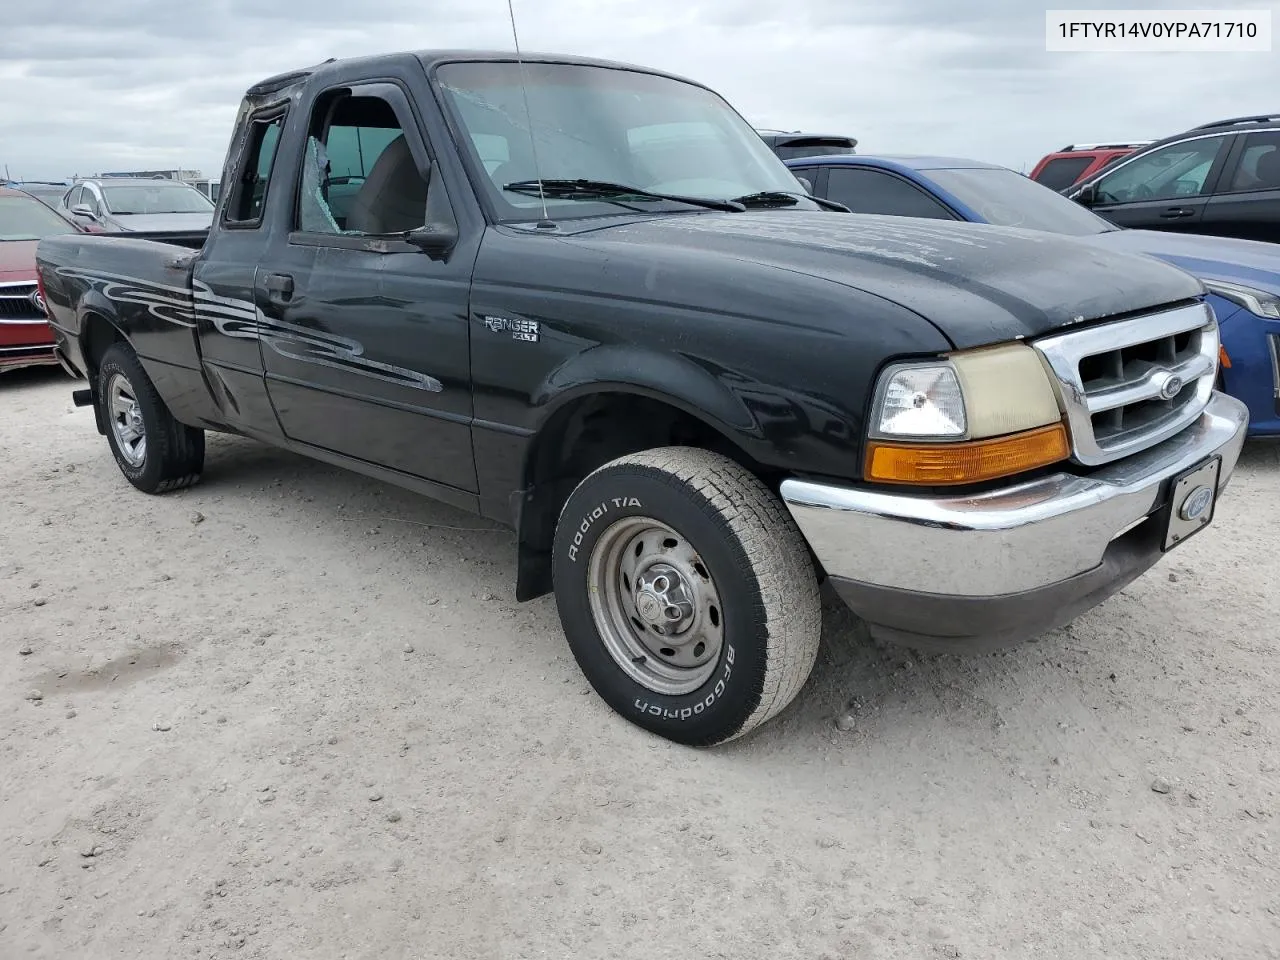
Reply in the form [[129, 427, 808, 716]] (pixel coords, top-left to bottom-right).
[[779, 391, 1249, 648]]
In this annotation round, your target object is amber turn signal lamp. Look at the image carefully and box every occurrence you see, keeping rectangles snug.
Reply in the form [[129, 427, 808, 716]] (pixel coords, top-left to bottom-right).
[[866, 422, 1071, 485], [1219, 344, 1232, 369]]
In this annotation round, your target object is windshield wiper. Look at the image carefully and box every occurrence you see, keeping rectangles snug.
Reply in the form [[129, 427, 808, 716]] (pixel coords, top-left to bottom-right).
[[503, 179, 746, 213], [732, 190, 852, 213]]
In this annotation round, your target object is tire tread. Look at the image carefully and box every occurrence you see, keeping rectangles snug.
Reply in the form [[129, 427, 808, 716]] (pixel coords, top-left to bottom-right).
[[100, 343, 204, 494], [572, 446, 821, 743]]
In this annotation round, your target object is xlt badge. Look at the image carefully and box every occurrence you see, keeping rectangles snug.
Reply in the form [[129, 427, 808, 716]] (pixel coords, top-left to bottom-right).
[[481, 314, 540, 343]]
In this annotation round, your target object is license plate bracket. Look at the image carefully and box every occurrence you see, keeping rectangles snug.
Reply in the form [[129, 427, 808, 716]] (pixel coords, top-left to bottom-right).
[[1162, 455, 1221, 552]]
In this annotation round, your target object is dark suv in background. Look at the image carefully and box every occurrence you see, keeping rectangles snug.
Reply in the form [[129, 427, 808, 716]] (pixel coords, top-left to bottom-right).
[[1068, 114, 1280, 244], [757, 129, 857, 160]]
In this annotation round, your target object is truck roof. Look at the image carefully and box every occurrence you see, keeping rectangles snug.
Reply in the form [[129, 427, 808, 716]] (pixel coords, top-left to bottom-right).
[[246, 49, 701, 98]]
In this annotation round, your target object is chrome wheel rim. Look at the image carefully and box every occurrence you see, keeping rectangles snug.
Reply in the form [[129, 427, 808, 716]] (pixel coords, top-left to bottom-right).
[[106, 373, 146, 467], [586, 516, 724, 696]]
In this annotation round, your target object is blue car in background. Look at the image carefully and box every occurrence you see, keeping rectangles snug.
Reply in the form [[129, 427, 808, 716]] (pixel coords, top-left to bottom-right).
[[786, 154, 1280, 437]]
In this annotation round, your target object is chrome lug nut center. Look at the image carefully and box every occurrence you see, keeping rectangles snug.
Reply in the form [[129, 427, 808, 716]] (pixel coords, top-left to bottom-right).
[[633, 563, 695, 636]]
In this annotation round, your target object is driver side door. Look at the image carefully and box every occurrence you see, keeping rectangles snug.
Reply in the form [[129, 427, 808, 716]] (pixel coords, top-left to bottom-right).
[[1083, 134, 1233, 231], [257, 75, 478, 494]]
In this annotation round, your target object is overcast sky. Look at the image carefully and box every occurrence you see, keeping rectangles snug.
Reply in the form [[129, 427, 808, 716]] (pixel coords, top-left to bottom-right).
[[2, 0, 1278, 182]]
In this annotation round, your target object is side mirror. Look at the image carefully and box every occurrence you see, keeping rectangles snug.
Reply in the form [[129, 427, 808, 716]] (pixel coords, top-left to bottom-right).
[[1073, 182, 1098, 207], [405, 223, 458, 259], [407, 167, 459, 259], [70, 203, 97, 220], [795, 176, 814, 195]]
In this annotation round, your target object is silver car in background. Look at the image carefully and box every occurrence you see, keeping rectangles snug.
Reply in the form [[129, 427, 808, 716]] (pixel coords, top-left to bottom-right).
[[58, 177, 214, 233]]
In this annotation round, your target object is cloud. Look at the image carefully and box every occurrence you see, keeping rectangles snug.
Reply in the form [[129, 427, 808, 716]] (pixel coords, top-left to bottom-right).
[[1, 0, 1277, 181]]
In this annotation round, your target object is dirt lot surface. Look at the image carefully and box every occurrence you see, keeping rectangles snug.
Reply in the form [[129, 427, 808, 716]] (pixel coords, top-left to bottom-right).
[[2, 366, 1278, 959]]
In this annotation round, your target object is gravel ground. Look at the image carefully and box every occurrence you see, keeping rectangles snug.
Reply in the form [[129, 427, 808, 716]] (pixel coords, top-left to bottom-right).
[[2, 366, 1278, 960]]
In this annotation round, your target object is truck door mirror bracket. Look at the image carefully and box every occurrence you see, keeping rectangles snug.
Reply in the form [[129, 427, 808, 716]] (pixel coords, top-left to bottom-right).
[[405, 223, 459, 259]]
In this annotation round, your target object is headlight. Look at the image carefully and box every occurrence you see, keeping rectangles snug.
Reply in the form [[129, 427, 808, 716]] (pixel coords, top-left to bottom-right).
[[1202, 278, 1280, 318], [866, 343, 1069, 485], [872, 363, 966, 439]]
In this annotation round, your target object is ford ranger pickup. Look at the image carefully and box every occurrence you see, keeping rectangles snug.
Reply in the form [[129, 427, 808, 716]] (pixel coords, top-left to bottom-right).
[[36, 50, 1249, 745]]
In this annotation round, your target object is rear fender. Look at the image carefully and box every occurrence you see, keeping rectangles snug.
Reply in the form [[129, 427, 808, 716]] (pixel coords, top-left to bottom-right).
[[76, 301, 129, 437]]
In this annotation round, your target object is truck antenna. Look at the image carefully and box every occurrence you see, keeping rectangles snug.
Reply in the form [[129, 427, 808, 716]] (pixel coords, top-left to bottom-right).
[[505, 0, 553, 228]]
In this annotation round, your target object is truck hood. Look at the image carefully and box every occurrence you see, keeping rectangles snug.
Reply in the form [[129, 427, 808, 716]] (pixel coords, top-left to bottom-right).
[[112, 212, 213, 232], [0, 240, 38, 282], [1084, 228, 1280, 293], [569, 212, 1204, 349]]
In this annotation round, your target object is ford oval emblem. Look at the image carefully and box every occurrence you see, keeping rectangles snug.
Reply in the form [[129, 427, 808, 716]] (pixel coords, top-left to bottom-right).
[[1158, 373, 1184, 401], [1179, 485, 1213, 522]]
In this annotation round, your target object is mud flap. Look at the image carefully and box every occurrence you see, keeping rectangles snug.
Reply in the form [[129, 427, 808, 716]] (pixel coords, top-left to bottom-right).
[[72, 383, 108, 436]]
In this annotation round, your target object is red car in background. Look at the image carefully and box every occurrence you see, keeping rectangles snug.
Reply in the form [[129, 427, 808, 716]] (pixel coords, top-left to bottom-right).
[[1029, 141, 1152, 192], [1, 186, 83, 374]]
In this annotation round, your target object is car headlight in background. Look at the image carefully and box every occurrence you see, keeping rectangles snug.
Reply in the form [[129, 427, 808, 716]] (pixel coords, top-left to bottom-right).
[[1202, 278, 1280, 319], [866, 343, 1069, 485]]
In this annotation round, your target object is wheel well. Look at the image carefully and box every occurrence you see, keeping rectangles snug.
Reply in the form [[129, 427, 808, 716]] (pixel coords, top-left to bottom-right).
[[514, 392, 781, 601], [81, 312, 127, 377], [80, 313, 127, 435]]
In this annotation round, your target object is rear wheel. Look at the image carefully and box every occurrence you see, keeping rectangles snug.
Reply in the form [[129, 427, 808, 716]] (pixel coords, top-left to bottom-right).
[[551, 446, 821, 746], [99, 342, 204, 494]]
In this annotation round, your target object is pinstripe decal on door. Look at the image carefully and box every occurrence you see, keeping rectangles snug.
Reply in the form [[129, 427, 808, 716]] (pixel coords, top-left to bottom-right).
[[56, 267, 444, 392]]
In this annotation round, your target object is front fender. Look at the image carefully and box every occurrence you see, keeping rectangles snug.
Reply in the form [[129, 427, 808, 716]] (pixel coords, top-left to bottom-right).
[[507, 344, 849, 602], [527, 342, 853, 477], [533, 343, 758, 436]]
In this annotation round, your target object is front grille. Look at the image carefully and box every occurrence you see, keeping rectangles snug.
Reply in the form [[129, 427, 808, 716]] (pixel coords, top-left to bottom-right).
[[1034, 302, 1219, 466], [0, 281, 44, 321]]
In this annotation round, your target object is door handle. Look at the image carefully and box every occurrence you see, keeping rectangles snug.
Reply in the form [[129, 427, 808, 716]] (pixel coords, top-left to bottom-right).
[[264, 273, 294, 303], [1159, 207, 1195, 219]]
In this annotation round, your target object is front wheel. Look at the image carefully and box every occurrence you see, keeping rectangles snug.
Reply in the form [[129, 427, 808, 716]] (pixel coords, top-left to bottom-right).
[[551, 447, 821, 746], [99, 342, 205, 494]]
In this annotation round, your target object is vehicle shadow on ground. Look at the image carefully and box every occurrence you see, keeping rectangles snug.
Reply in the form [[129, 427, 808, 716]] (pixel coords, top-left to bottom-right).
[[0, 367, 70, 392], [158, 428, 1261, 757], [197, 431, 510, 530], [1237, 436, 1280, 469], [186, 433, 1088, 741]]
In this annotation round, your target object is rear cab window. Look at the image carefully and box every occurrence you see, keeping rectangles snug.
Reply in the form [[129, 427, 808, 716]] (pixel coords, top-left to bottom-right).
[[225, 108, 286, 226]]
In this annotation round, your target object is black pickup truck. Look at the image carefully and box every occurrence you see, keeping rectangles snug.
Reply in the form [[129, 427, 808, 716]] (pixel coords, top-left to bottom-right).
[[36, 50, 1249, 746]]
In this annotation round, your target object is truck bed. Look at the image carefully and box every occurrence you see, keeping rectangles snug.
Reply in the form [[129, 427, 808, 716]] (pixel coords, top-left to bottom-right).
[[36, 231, 204, 387], [88, 228, 209, 249]]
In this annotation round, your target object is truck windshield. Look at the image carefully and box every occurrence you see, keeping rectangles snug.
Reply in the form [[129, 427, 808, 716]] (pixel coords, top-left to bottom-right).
[[0, 194, 77, 241], [101, 183, 215, 215], [435, 61, 813, 221]]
